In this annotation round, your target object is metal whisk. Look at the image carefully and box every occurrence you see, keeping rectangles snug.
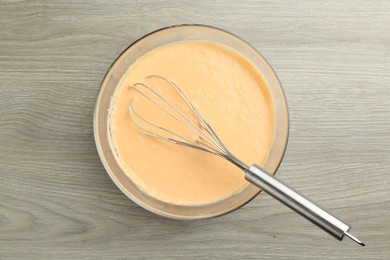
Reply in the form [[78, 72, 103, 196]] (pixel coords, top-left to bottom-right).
[[128, 75, 364, 246]]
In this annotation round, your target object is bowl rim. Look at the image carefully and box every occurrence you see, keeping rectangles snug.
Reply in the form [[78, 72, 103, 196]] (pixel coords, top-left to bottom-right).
[[93, 24, 290, 220]]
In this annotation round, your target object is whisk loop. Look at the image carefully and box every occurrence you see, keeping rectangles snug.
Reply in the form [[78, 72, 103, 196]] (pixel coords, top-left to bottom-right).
[[128, 75, 247, 170]]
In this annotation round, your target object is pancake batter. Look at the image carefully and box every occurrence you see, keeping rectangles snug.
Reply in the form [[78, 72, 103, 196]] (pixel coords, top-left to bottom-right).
[[109, 41, 275, 205]]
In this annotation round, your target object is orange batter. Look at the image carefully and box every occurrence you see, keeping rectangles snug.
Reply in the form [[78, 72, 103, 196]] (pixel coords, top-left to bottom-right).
[[109, 41, 275, 205]]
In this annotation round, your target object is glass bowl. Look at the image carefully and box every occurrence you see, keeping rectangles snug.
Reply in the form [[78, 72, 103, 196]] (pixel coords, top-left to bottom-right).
[[94, 24, 289, 219]]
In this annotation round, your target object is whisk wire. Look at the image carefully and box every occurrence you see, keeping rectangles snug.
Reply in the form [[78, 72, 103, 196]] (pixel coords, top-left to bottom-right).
[[129, 101, 224, 156], [148, 77, 230, 154], [129, 77, 229, 155], [128, 75, 248, 170], [167, 78, 230, 155]]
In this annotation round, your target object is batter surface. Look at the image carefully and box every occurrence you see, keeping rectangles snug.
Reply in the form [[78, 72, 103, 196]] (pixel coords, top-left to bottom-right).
[[109, 41, 275, 205]]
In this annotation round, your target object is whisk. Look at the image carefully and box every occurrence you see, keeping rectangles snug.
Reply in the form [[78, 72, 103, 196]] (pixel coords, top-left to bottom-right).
[[128, 75, 364, 246]]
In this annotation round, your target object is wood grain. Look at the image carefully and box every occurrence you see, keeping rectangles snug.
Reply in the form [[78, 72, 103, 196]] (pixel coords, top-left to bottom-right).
[[1, 1, 389, 259]]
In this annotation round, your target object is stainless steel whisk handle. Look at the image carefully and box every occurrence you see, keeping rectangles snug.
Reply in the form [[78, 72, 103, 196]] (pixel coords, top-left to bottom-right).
[[246, 165, 364, 245]]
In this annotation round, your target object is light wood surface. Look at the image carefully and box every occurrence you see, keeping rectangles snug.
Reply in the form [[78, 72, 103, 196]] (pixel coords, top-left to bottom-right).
[[1, 1, 389, 259]]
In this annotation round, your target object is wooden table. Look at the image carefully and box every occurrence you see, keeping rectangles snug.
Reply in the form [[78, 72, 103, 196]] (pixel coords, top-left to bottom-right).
[[1, 1, 389, 259]]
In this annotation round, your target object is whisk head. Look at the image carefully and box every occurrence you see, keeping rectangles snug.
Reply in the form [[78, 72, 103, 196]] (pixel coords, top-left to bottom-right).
[[128, 75, 247, 170]]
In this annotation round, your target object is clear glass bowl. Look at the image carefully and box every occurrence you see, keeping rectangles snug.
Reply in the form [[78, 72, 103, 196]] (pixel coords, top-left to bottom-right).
[[94, 25, 289, 219]]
